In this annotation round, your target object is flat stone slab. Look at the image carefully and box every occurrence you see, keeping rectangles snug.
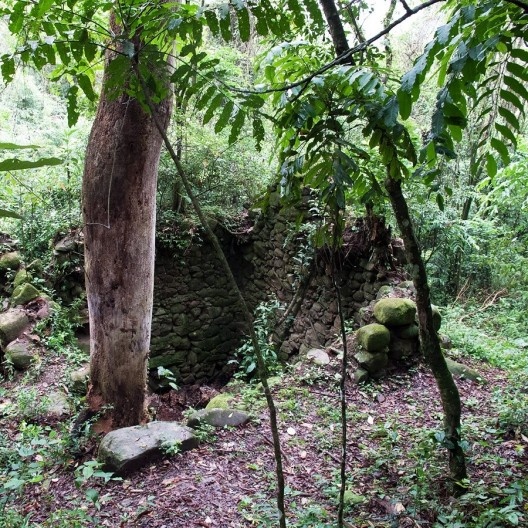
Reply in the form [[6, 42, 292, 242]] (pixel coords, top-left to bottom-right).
[[187, 408, 250, 429], [98, 421, 198, 475], [445, 358, 486, 383]]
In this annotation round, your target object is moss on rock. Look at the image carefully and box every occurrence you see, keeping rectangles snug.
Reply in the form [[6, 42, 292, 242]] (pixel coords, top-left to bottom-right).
[[0, 252, 21, 273], [373, 298, 416, 326], [11, 283, 39, 306], [357, 323, 390, 352]]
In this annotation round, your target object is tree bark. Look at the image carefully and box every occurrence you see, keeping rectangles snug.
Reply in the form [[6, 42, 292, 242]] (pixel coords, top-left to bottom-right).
[[318, 0, 350, 57], [82, 34, 172, 428], [385, 175, 467, 490]]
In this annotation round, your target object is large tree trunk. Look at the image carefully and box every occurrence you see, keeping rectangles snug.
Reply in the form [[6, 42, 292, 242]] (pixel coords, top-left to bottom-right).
[[385, 175, 467, 490], [82, 37, 172, 428]]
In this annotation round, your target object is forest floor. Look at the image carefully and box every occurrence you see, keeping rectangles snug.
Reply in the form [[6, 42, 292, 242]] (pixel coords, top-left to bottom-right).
[[0, 343, 526, 527]]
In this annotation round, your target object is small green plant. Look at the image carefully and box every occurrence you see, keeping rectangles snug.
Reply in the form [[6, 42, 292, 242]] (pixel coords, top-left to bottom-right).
[[160, 439, 182, 456], [74, 460, 119, 488], [192, 422, 217, 443], [232, 299, 284, 380], [156, 366, 179, 390]]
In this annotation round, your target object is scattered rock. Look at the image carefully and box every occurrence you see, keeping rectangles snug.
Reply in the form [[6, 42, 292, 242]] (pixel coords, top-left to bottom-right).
[[46, 390, 70, 417], [431, 305, 442, 331], [354, 350, 388, 377], [306, 348, 330, 366], [5, 340, 38, 370], [353, 368, 369, 384], [357, 323, 390, 352], [445, 358, 485, 383], [373, 298, 416, 326], [0, 309, 29, 345], [187, 408, 250, 429], [439, 334, 452, 349], [0, 252, 21, 273], [70, 364, 90, 394], [98, 421, 198, 475], [206, 393, 234, 410], [11, 283, 40, 306]]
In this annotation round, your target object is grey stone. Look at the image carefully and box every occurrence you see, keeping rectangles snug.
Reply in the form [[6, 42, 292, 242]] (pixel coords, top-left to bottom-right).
[[5, 341, 38, 370], [187, 408, 250, 429], [395, 324, 419, 340], [306, 348, 330, 366], [388, 336, 419, 360], [45, 390, 70, 417], [98, 421, 198, 475], [0, 309, 29, 345], [206, 393, 234, 410], [354, 350, 388, 376]]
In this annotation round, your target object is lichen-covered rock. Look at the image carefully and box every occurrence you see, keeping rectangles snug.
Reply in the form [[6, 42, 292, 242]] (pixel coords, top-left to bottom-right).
[[45, 390, 70, 417], [98, 421, 198, 475], [354, 350, 388, 377], [187, 408, 250, 428], [0, 252, 21, 273], [5, 341, 38, 370], [0, 309, 29, 345], [357, 323, 390, 352], [11, 283, 39, 306], [13, 269, 31, 289], [445, 358, 485, 383], [206, 393, 234, 410], [70, 364, 90, 394], [373, 298, 416, 327]]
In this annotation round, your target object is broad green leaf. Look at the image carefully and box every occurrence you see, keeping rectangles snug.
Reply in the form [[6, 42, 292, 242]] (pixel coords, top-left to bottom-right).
[[77, 73, 97, 101], [228, 109, 246, 145], [511, 48, 528, 63], [203, 93, 224, 125], [253, 116, 265, 150], [236, 6, 250, 42], [490, 137, 510, 166], [0, 157, 62, 171], [219, 7, 232, 41], [0, 208, 22, 219], [436, 193, 444, 211], [67, 85, 80, 127], [500, 89, 525, 115], [503, 75, 528, 103], [486, 153, 497, 177], [495, 123, 517, 147], [1, 56, 15, 83], [0, 143, 40, 150], [214, 100, 234, 133], [204, 11, 220, 36]]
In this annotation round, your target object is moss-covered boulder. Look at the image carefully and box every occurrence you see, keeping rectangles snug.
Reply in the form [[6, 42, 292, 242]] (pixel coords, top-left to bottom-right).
[[5, 341, 38, 370], [354, 350, 388, 377], [206, 393, 234, 410], [373, 298, 416, 327], [0, 309, 29, 345], [13, 269, 31, 289], [0, 252, 21, 273], [11, 283, 39, 306], [357, 323, 390, 352]]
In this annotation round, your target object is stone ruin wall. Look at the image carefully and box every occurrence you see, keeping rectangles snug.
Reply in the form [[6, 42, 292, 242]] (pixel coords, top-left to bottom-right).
[[149, 193, 402, 385]]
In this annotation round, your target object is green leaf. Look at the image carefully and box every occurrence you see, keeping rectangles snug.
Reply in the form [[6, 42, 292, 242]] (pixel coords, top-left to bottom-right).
[[499, 89, 525, 116], [490, 137, 510, 166], [203, 93, 224, 125], [486, 153, 497, 177], [228, 109, 246, 145], [67, 85, 80, 127], [498, 106, 520, 131], [495, 123, 517, 147], [236, 6, 250, 42], [253, 116, 265, 150], [503, 75, 528, 103], [77, 73, 96, 101], [204, 11, 220, 36], [1, 56, 16, 83], [214, 100, 234, 133], [397, 90, 412, 120], [219, 7, 232, 41], [0, 157, 62, 171], [0, 142, 40, 150], [436, 193, 444, 211], [0, 208, 23, 219]]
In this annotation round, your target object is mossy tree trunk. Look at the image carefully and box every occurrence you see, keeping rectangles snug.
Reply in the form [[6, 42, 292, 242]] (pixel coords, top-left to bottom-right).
[[82, 29, 172, 429], [385, 175, 467, 490]]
